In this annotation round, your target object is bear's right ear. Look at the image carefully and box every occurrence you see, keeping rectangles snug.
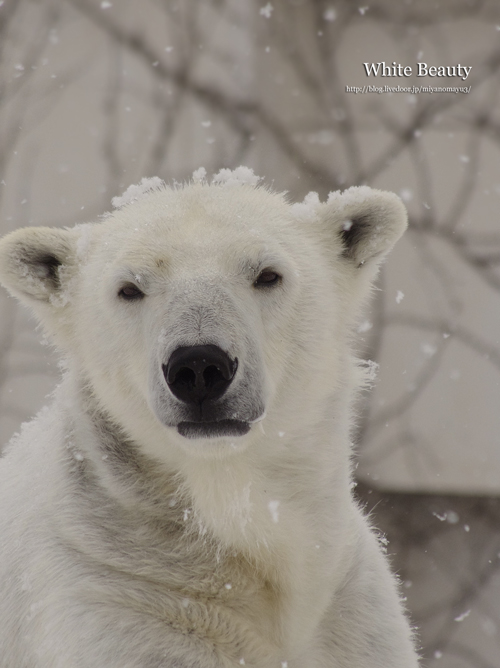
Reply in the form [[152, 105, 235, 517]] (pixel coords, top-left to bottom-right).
[[0, 226, 78, 307]]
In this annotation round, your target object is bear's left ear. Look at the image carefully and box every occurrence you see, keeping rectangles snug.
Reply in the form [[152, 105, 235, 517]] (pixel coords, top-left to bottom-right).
[[322, 186, 408, 268], [0, 226, 79, 308]]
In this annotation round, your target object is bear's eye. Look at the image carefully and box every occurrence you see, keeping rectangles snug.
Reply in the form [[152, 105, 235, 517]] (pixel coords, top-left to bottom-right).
[[254, 270, 281, 288], [118, 284, 144, 300]]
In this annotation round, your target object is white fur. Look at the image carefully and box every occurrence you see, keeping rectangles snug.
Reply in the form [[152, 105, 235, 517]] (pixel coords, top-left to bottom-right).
[[0, 177, 419, 667]]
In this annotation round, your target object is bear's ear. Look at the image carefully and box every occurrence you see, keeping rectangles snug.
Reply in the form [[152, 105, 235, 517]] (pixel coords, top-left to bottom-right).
[[0, 226, 78, 307], [322, 186, 407, 268]]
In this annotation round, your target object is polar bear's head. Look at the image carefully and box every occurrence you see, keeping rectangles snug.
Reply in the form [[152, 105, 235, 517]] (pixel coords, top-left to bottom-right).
[[0, 174, 406, 459]]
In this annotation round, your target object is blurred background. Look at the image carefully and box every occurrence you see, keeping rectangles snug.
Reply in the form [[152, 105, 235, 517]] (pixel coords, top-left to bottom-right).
[[1, 0, 500, 665]]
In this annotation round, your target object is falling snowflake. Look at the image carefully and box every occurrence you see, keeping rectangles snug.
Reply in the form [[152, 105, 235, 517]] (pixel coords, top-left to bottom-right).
[[260, 3, 274, 18], [268, 500, 280, 523], [421, 343, 437, 358], [357, 320, 373, 333]]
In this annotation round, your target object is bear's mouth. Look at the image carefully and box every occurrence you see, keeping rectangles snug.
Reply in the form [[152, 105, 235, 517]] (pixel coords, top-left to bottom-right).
[[177, 419, 251, 439]]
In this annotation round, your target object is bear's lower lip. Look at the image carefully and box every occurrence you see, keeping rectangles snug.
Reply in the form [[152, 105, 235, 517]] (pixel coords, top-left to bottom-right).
[[177, 420, 250, 439]]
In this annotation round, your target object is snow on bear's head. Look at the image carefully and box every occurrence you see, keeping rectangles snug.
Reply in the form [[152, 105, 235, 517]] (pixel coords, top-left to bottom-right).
[[0, 169, 407, 460]]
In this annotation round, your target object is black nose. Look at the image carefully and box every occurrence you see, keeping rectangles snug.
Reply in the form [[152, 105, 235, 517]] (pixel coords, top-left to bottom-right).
[[164, 345, 237, 405]]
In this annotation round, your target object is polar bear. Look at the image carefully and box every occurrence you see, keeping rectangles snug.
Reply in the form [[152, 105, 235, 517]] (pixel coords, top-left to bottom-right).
[[0, 168, 419, 668]]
